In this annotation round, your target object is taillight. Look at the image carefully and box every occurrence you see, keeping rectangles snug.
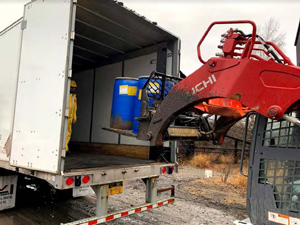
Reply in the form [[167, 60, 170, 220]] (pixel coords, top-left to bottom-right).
[[82, 175, 90, 184], [66, 177, 74, 186], [168, 167, 174, 174], [161, 166, 175, 175]]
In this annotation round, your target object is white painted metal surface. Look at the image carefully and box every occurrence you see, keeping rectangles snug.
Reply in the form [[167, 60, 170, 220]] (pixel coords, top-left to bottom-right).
[[123, 53, 157, 77], [0, 175, 17, 210], [10, 0, 72, 173], [166, 49, 173, 74], [0, 20, 22, 161], [91, 63, 121, 144]]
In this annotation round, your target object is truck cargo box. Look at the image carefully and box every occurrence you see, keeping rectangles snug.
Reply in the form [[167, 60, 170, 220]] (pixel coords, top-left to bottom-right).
[[0, 0, 180, 189]]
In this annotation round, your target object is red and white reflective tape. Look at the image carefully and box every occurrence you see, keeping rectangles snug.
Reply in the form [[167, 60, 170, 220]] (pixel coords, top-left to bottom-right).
[[61, 198, 174, 225]]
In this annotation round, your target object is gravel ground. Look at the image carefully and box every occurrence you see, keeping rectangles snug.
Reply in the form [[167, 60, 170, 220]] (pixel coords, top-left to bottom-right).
[[0, 166, 246, 225]]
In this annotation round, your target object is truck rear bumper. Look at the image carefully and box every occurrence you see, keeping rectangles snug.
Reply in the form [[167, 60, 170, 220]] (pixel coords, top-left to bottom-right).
[[0, 160, 174, 190], [56, 163, 174, 190]]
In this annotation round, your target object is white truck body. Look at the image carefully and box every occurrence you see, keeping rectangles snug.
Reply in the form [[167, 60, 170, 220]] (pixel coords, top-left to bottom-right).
[[0, 19, 23, 162], [0, 0, 179, 197], [10, 0, 72, 173]]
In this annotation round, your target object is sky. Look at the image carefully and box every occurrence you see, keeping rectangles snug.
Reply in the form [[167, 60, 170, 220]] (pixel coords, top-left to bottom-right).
[[1, 0, 299, 75]]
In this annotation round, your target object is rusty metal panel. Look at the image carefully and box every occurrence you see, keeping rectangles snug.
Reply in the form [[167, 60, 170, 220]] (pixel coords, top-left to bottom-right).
[[167, 127, 200, 138]]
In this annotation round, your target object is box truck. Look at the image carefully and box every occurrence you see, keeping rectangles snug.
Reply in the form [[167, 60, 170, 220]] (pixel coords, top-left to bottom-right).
[[0, 0, 180, 224]]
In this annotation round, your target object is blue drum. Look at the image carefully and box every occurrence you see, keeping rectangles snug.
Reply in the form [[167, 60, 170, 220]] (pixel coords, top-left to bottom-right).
[[110, 77, 138, 130]]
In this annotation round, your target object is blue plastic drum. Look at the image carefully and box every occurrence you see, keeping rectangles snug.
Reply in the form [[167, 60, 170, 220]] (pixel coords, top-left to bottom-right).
[[132, 76, 174, 134], [110, 77, 138, 130]]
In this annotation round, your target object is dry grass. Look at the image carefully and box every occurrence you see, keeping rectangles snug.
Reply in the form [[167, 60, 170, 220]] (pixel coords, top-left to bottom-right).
[[184, 177, 247, 217], [228, 160, 248, 188], [219, 155, 235, 164], [178, 155, 193, 166], [190, 153, 220, 169], [228, 172, 248, 188], [188, 153, 248, 188], [214, 164, 233, 183]]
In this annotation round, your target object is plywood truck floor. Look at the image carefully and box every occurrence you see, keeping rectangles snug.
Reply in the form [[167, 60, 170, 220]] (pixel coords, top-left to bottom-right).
[[69, 142, 150, 160], [64, 152, 155, 172]]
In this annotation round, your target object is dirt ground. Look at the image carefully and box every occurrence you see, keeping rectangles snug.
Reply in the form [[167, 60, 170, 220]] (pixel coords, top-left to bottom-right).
[[0, 166, 247, 225]]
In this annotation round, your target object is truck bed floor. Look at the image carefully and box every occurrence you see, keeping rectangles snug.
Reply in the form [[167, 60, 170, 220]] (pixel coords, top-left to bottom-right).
[[64, 152, 155, 172]]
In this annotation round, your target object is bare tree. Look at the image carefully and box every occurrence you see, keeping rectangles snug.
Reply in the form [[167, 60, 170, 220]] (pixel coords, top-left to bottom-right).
[[255, 18, 286, 60], [257, 18, 286, 49]]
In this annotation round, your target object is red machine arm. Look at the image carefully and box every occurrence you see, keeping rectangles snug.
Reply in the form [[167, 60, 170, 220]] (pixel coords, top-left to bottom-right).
[[137, 20, 300, 147]]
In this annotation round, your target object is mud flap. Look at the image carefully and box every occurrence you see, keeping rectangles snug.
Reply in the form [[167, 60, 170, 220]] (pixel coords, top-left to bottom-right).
[[0, 175, 17, 210]]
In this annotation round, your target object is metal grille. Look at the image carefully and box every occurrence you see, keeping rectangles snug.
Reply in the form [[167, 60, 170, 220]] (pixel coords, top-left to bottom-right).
[[143, 71, 182, 101], [262, 112, 300, 149], [259, 159, 300, 212]]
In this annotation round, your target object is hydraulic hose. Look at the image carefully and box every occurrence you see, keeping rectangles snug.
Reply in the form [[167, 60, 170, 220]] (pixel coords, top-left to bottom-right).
[[235, 29, 283, 64]]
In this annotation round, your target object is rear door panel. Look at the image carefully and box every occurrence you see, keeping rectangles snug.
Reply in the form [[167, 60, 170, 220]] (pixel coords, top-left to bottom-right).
[[10, 0, 72, 173]]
